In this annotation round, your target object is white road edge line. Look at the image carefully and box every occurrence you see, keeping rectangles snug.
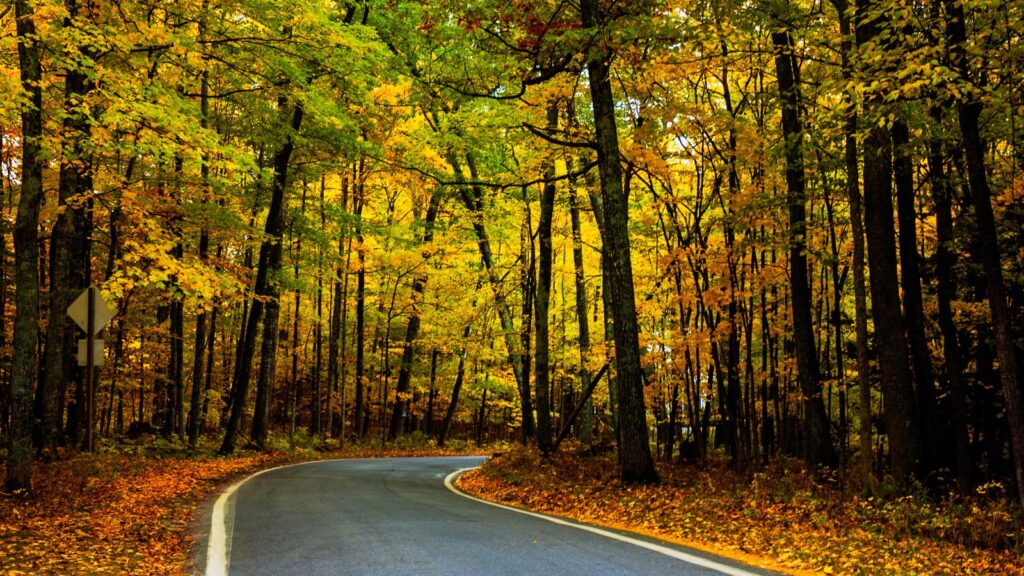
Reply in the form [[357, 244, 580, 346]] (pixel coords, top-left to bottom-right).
[[444, 467, 761, 576], [205, 460, 323, 576]]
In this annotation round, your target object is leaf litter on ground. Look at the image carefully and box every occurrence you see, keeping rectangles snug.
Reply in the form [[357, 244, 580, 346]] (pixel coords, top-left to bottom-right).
[[456, 445, 1024, 575]]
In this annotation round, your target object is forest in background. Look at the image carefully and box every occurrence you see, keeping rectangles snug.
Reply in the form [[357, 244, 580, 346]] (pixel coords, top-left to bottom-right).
[[1, 0, 1023, 513]]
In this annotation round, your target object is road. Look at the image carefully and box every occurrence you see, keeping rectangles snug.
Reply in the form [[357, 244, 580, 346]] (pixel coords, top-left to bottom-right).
[[196, 456, 773, 576]]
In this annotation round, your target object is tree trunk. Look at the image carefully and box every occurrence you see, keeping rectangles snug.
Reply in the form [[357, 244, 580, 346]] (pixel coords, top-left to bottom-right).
[[188, 27, 212, 448], [771, 27, 836, 468], [7, 0, 45, 491], [38, 0, 99, 455], [448, 151, 533, 440], [946, 0, 1024, 507], [439, 326, 472, 446], [250, 102, 304, 449], [221, 102, 303, 454], [569, 168, 593, 443], [928, 105, 972, 490], [353, 192, 367, 438], [580, 0, 658, 484], [856, 0, 920, 487], [892, 120, 940, 481], [533, 103, 558, 453], [832, 0, 874, 487], [388, 187, 442, 440]]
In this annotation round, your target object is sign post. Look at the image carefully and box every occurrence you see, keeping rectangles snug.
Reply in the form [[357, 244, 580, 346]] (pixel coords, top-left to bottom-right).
[[68, 286, 115, 451]]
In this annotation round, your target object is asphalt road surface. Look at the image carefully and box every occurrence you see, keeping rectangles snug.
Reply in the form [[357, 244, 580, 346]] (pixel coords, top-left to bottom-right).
[[196, 456, 774, 576]]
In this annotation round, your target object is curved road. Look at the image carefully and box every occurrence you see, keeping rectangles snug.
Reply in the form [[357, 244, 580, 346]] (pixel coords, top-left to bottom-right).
[[195, 456, 773, 576]]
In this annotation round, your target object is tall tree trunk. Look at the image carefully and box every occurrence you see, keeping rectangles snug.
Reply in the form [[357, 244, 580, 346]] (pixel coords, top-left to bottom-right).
[[388, 187, 442, 439], [945, 0, 1024, 508], [580, 0, 658, 484], [832, 0, 874, 486], [38, 0, 98, 455], [533, 104, 558, 453], [771, 27, 836, 468], [288, 187, 306, 439], [312, 180, 326, 436], [520, 196, 535, 444], [187, 11, 211, 449], [439, 325, 473, 446], [250, 102, 304, 449], [892, 120, 940, 481], [447, 151, 533, 440], [928, 105, 972, 490], [354, 194, 367, 437], [7, 0, 45, 491], [221, 102, 303, 454], [856, 0, 920, 487], [569, 168, 593, 443]]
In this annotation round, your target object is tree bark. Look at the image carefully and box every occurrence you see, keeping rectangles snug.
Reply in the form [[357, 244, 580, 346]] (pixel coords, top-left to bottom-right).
[[832, 0, 874, 486], [38, 0, 98, 455], [388, 187, 442, 439], [945, 0, 1024, 508], [221, 101, 303, 454], [250, 102, 304, 449], [856, 0, 920, 487], [771, 27, 836, 468], [354, 193, 367, 437], [892, 120, 940, 481], [7, 0, 45, 491], [533, 104, 559, 453], [927, 105, 972, 490], [569, 168, 593, 443], [580, 0, 658, 484]]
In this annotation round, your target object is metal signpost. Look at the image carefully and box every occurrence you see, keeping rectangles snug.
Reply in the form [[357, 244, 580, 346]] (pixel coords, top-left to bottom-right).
[[67, 286, 116, 451]]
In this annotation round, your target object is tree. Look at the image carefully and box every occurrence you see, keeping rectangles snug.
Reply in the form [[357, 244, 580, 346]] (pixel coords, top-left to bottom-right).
[[770, 18, 836, 468], [580, 0, 658, 484], [7, 0, 45, 491]]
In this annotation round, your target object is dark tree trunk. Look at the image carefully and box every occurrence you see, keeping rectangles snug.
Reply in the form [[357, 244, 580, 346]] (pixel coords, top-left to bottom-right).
[[892, 120, 940, 481], [569, 169, 593, 443], [928, 105, 972, 490], [188, 32, 212, 449], [533, 104, 558, 453], [580, 0, 658, 484], [439, 325, 472, 446], [8, 0, 45, 491], [200, 306, 218, 435], [38, 0, 98, 455], [520, 204, 535, 443], [221, 102, 303, 454], [311, 181, 325, 436], [448, 151, 533, 440], [831, 0, 874, 485], [388, 188, 442, 440], [946, 0, 1024, 507], [354, 193, 366, 437], [856, 0, 920, 487], [425, 348, 439, 434], [771, 28, 836, 468], [250, 102, 304, 449]]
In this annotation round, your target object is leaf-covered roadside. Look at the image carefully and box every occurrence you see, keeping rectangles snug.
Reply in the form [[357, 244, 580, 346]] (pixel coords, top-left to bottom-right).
[[0, 442, 485, 575], [0, 451, 284, 575], [456, 448, 1024, 575]]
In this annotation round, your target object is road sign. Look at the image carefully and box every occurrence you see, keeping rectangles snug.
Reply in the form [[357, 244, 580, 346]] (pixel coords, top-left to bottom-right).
[[67, 286, 115, 336], [66, 285, 115, 452], [77, 339, 104, 367]]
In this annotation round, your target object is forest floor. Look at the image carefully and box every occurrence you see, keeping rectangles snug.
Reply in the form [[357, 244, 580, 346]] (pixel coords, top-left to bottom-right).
[[456, 446, 1024, 575], [0, 435, 487, 575]]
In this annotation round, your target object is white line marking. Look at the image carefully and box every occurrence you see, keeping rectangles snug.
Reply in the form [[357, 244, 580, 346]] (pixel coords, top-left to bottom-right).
[[444, 467, 762, 576], [205, 460, 322, 576]]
